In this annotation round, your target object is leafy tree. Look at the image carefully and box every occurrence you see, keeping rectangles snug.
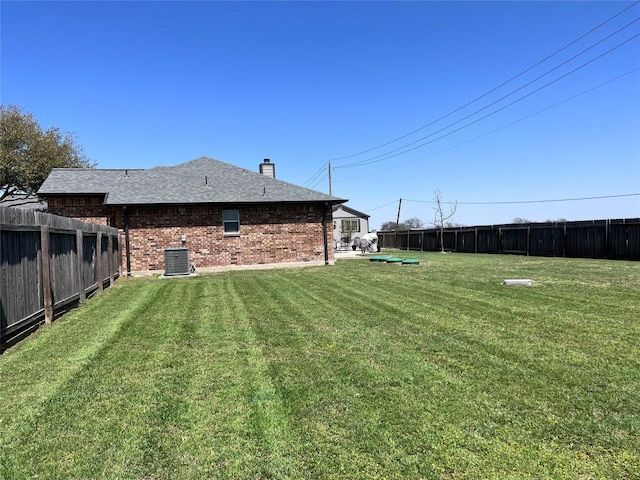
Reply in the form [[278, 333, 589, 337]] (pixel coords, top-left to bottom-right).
[[433, 189, 457, 252], [379, 217, 425, 231], [404, 217, 425, 229], [1, 105, 93, 201], [380, 220, 401, 231]]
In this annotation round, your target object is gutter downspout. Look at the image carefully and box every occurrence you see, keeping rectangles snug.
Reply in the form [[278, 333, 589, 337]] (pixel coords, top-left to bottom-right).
[[124, 205, 131, 276], [322, 202, 329, 265]]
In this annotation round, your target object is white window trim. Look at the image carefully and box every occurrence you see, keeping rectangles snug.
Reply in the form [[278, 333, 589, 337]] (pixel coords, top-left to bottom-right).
[[341, 219, 360, 232]]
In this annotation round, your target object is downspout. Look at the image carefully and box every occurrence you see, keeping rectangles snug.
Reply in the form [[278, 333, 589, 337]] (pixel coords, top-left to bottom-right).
[[322, 202, 329, 265], [124, 205, 131, 276]]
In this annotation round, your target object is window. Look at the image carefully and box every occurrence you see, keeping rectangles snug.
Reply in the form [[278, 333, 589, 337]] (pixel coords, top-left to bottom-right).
[[341, 219, 360, 233], [223, 209, 240, 234]]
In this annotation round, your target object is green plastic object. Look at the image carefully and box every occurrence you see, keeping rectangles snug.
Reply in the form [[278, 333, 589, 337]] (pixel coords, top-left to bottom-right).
[[386, 257, 403, 263], [402, 259, 420, 265], [370, 256, 389, 262]]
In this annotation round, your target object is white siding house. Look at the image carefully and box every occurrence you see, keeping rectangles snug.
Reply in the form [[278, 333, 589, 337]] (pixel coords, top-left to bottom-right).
[[332, 204, 370, 250]]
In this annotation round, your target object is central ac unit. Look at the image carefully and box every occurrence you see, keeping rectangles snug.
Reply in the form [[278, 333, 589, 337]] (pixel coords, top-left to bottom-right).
[[164, 247, 190, 276]]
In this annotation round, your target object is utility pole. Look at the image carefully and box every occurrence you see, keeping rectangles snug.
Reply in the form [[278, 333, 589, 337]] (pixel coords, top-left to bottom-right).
[[328, 161, 332, 195], [395, 198, 402, 229], [395, 198, 402, 249]]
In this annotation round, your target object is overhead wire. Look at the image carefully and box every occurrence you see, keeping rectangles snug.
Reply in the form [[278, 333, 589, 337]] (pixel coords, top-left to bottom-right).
[[302, 161, 329, 188], [334, 32, 640, 169], [308, 171, 329, 190], [402, 193, 640, 205], [333, 67, 639, 184], [326, 1, 640, 163], [334, 21, 640, 169]]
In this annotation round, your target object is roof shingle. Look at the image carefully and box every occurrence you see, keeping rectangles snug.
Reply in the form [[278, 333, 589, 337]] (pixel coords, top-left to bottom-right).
[[38, 157, 346, 206]]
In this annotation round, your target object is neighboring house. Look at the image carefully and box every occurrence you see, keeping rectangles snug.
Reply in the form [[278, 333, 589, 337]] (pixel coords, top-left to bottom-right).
[[38, 157, 346, 273], [0, 193, 48, 211], [332, 204, 370, 250]]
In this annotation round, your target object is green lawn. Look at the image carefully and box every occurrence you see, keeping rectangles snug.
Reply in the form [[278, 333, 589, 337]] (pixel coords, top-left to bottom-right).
[[1, 252, 638, 479]]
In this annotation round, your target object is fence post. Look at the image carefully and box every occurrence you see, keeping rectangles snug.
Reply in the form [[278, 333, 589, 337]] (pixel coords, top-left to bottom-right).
[[474, 228, 478, 254], [605, 219, 610, 258], [76, 229, 86, 302], [40, 225, 53, 325], [108, 234, 114, 286], [96, 232, 104, 291]]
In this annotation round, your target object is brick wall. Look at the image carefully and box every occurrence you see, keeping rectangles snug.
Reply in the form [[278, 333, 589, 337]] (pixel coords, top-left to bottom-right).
[[46, 195, 112, 225], [46, 196, 335, 271]]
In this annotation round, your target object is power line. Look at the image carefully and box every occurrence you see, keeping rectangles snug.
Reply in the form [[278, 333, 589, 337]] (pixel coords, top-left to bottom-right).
[[308, 171, 328, 191], [326, 1, 640, 164], [367, 200, 402, 212], [334, 32, 640, 169], [403, 193, 640, 206], [302, 161, 328, 187], [333, 68, 639, 184]]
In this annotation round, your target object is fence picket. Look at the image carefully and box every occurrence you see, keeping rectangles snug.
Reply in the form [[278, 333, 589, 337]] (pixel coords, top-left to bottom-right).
[[377, 218, 639, 261], [1, 207, 120, 350]]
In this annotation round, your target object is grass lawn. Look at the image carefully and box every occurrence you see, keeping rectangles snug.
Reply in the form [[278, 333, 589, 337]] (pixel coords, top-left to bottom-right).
[[0, 252, 638, 479]]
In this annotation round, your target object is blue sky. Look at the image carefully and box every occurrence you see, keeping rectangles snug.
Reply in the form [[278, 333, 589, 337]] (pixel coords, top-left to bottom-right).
[[2, 1, 639, 229]]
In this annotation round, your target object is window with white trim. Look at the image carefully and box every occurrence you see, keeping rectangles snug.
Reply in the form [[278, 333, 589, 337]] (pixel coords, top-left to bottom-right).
[[223, 209, 240, 234], [341, 219, 360, 232]]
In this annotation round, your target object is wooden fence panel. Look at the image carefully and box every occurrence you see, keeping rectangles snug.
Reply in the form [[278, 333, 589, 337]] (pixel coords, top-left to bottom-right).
[[0, 230, 42, 338], [442, 231, 456, 251], [82, 234, 97, 294], [396, 233, 408, 250], [566, 224, 607, 259], [608, 221, 640, 260], [100, 234, 109, 287], [1, 207, 120, 351], [49, 232, 79, 309], [502, 228, 528, 255], [408, 232, 422, 250], [110, 234, 118, 285], [377, 218, 639, 261], [529, 226, 564, 257], [457, 230, 476, 253], [476, 228, 501, 253], [423, 231, 439, 251]]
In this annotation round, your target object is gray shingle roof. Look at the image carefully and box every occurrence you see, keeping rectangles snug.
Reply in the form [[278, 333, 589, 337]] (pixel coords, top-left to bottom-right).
[[333, 204, 370, 219], [38, 157, 346, 206]]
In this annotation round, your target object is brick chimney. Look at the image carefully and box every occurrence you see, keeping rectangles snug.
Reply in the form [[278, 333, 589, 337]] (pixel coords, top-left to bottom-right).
[[259, 158, 275, 178]]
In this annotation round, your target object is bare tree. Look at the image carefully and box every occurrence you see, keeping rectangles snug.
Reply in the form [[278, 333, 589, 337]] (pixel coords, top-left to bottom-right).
[[433, 189, 457, 252]]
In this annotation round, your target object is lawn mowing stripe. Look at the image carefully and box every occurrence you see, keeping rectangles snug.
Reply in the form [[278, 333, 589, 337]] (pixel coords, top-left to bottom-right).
[[0, 279, 184, 479], [236, 271, 446, 477], [0, 280, 168, 474], [235, 266, 640, 476], [220, 273, 305, 478], [1, 254, 638, 479]]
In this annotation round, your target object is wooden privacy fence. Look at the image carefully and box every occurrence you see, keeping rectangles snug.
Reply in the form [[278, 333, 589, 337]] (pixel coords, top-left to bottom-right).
[[377, 218, 640, 261], [1, 207, 120, 350]]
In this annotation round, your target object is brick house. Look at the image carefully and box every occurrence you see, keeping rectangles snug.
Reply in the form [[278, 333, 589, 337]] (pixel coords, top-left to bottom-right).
[[38, 157, 346, 274]]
